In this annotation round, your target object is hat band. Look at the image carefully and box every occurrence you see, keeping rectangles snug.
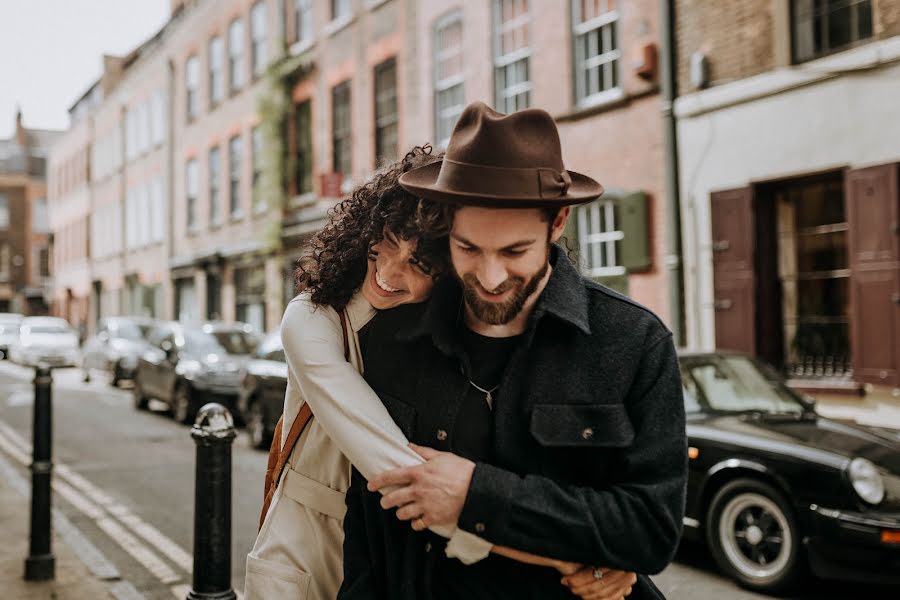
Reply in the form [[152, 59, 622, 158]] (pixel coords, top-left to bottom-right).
[[436, 158, 572, 199]]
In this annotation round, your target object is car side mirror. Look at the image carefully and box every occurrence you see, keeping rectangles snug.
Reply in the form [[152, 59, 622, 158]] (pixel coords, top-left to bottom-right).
[[160, 340, 177, 361]]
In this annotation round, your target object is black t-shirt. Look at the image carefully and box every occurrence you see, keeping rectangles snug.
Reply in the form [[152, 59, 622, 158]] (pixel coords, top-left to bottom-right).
[[432, 326, 523, 600]]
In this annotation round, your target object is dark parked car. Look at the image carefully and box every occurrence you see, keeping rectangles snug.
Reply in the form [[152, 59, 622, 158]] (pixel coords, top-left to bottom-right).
[[81, 316, 157, 386], [680, 352, 900, 593], [236, 330, 287, 449], [133, 321, 259, 424]]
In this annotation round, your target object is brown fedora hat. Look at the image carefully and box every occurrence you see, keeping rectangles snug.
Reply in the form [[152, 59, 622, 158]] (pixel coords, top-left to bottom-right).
[[399, 101, 603, 208]]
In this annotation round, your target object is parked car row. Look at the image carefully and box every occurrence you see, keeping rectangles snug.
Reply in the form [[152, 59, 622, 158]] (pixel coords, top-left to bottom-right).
[[2, 308, 898, 592]]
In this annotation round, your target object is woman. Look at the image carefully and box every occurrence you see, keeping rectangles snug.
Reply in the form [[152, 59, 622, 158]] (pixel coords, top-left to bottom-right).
[[245, 146, 633, 600]]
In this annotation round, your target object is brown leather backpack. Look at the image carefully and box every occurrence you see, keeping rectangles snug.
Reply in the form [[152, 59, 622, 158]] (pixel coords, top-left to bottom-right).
[[259, 310, 350, 530]]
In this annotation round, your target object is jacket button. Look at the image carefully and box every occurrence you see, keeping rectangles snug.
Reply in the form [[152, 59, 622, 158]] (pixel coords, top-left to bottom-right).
[[436, 429, 448, 441], [581, 427, 594, 440], [475, 522, 486, 533], [425, 542, 432, 553]]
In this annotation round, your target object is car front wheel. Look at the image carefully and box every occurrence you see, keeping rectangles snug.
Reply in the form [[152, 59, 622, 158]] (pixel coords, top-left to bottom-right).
[[172, 383, 196, 425], [706, 478, 803, 594], [133, 380, 149, 410], [246, 400, 269, 450]]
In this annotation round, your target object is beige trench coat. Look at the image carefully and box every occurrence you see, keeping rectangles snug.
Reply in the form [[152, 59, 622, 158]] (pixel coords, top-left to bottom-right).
[[244, 293, 490, 600]]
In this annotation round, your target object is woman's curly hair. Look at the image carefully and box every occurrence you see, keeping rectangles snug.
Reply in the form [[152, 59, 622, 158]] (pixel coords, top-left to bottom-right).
[[293, 145, 447, 311]]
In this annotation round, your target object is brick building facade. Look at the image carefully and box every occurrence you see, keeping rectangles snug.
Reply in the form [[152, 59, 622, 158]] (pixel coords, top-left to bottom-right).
[[674, 0, 900, 398], [1, 111, 59, 316], [49, 0, 675, 334]]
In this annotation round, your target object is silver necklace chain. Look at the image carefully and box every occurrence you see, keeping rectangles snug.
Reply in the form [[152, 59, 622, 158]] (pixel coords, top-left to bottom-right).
[[467, 378, 500, 409]]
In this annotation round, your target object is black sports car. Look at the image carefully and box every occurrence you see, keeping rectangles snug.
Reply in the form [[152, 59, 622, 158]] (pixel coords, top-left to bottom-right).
[[679, 352, 900, 593]]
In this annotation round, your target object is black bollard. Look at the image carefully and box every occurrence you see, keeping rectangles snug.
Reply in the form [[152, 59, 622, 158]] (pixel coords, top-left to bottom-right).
[[25, 363, 55, 581], [187, 403, 237, 600]]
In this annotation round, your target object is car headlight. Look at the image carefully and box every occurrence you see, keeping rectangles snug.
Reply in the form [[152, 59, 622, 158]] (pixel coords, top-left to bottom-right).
[[849, 457, 885, 505]]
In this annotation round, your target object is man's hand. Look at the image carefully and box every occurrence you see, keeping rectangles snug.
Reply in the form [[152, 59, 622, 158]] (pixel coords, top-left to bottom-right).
[[561, 567, 637, 600], [369, 443, 474, 530]]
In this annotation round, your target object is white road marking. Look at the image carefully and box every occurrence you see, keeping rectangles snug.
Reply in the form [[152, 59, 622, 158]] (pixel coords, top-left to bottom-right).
[[7, 389, 33, 406], [0, 422, 192, 586], [97, 517, 181, 584]]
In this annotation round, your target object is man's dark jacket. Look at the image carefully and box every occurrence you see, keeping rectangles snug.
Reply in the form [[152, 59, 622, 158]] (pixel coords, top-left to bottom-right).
[[339, 247, 687, 599]]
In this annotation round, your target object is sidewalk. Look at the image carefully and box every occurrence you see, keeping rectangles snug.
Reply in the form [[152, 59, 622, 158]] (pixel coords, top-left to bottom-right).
[[0, 477, 116, 600]]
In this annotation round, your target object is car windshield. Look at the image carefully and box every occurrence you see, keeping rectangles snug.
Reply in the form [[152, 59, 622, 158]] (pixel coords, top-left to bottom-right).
[[26, 324, 70, 335], [209, 330, 257, 355], [110, 321, 144, 341], [255, 334, 285, 362], [182, 330, 227, 355], [0, 321, 19, 334], [681, 356, 805, 414]]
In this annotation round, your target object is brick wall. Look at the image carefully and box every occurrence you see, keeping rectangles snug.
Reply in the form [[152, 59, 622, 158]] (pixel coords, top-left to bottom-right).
[[676, 0, 774, 94]]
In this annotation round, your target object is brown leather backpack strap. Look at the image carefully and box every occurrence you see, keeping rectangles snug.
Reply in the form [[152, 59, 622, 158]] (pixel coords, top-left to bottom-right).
[[258, 308, 351, 530], [339, 309, 350, 361], [259, 404, 314, 530]]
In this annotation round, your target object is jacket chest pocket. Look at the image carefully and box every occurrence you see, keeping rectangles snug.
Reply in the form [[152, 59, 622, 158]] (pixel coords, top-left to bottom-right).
[[377, 391, 417, 440], [529, 403, 635, 483]]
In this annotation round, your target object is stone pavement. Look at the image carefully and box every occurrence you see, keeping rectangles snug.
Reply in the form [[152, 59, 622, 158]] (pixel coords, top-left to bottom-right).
[[0, 451, 141, 600]]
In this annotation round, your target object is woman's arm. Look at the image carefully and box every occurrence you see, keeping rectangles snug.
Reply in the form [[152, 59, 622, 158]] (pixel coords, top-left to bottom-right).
[[280, 297, 566, 568]]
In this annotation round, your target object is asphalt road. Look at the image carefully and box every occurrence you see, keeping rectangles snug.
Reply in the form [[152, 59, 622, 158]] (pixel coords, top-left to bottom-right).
[[0, 362, 896, 599]]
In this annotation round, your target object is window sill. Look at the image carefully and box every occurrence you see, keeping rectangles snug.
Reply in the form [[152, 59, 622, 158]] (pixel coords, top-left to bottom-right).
[[252, 204, 269, 217], [187, 226, 201, 237], [230, 211, 245, 223], [366, 0, 390, 9], [289, 39, 315, 57], [324, 14, 355, 37], [556, 87, 656, 122]]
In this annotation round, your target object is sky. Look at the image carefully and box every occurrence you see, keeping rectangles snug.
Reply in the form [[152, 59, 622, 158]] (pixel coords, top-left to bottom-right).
[[0, 0, 170, 138]]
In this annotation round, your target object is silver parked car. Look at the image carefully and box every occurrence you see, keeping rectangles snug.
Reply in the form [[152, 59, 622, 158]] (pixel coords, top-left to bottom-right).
[[81, 316, 158, 386], [8, 316, 80, 368], [0, 312, 24, 359]]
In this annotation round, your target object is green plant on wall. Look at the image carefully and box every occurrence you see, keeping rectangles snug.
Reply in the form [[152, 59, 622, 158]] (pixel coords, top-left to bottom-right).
[[254, 48, 314, 253]]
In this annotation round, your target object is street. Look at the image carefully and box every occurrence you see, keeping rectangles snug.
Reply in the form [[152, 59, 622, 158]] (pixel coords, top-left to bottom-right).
[[0, 361, 897, 599]]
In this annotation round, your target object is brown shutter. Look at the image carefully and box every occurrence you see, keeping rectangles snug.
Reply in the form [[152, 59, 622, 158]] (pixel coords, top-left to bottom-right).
[[711, 187, 756, 354], [845, 163, 900, 387]]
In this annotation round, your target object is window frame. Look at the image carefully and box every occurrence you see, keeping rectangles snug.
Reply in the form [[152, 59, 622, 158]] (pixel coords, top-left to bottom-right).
[[251, 125, 266, 213], [185, 158, 199, 232], [374, 58, 399, 166], [493, 0, 532, 113], [208, 35, 225, 109], [0, 192, 9, 229], [295, 100, 314, 196], [250, 1, 267, 78], [208, 145, 222, 226], [331, 81, 352, 181], [294, 0, 314, 48], [185, 54, 200, 123], [790, 0, 874, 63], [571, 0, 623, 109], [228, 134, 243, 219], [228, 18, 245, 94], [573, 198, 627, 279], [433, 10, 465, 149]]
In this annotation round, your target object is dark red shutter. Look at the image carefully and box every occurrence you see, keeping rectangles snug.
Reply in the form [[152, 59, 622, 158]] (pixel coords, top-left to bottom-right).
[[711, 187, 756, 355], [846, 164, 900, 387]]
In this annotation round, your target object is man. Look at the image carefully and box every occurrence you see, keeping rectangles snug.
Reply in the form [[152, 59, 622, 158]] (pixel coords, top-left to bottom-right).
[[339, 102, 687, 599]]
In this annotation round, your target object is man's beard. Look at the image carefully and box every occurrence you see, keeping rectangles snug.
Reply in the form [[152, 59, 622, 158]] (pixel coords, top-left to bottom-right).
[[457, 259, 549, 326]]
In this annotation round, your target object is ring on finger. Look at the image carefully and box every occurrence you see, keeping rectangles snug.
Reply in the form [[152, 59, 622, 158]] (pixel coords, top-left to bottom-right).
[[415, 516, 427, 530], [592, 567, 604, 580]]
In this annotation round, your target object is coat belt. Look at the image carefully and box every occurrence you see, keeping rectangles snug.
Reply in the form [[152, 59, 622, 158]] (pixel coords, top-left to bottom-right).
[[282, 468, 347, 521]]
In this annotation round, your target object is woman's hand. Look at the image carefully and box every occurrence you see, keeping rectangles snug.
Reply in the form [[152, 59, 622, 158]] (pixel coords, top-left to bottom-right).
[[561, 567, 637, 600]]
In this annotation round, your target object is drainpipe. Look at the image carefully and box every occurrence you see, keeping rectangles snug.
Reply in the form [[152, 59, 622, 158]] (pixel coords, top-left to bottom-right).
[[659, 0, 685, 347]]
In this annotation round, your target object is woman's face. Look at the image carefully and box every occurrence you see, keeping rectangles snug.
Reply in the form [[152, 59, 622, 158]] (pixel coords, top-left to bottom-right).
[[362, 230, 435, 310]]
